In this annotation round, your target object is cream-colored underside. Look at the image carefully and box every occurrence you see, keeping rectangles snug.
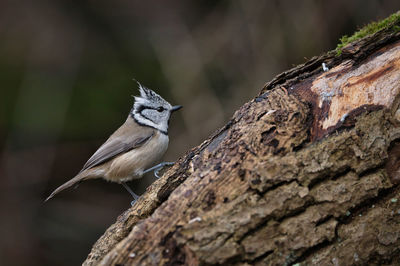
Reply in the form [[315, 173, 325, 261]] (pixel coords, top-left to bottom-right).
[[89, 131, 169, 183]]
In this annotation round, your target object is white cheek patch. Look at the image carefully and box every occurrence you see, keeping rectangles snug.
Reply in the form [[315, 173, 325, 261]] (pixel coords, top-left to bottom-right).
[[141, 109, 157, 124], [135, 114, 157, 128], [134, 113, 169, 134]]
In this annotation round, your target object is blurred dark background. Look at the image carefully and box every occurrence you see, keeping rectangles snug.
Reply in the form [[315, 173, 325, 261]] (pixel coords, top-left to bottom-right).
[[1, 0, 399, 265]]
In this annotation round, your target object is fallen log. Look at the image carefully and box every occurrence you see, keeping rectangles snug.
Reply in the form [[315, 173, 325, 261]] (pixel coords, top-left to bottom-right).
[[84, 12, 400, 265]]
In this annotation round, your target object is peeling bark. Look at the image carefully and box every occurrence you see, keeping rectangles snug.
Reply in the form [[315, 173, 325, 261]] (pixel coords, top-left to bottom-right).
[[84, 22, 400, 266]]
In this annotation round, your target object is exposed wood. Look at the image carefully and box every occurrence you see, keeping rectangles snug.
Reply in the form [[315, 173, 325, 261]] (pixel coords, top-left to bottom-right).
[[84, 21, 400, 266]]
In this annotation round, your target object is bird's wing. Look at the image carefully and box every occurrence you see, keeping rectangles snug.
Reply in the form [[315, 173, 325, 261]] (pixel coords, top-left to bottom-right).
[[80, 123, 154, 172]]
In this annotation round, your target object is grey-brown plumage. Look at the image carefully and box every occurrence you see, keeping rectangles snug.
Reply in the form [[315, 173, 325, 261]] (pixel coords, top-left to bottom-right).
[[45, 82, 181, 202]]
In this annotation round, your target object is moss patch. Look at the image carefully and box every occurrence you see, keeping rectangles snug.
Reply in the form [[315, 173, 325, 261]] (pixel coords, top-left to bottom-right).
[[336, 11, 400, 55]]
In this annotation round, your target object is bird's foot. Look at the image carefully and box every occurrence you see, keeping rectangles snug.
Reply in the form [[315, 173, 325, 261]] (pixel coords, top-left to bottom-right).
[[121, 182, 140, 206], [143, 162, 175, 178]]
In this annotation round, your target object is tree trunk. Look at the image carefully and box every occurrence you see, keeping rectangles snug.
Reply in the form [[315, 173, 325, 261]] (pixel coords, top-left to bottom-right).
[[83, 20, 400, 266]]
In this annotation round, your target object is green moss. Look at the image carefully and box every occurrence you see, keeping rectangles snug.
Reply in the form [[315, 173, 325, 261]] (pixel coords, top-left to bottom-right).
[[336, 11, 400, 55]]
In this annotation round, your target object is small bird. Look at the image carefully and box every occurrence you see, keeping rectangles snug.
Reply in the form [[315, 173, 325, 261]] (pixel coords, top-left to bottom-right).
[[45, 82, 182, 203]]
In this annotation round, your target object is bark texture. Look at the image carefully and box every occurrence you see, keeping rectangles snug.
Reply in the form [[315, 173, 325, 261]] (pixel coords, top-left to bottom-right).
[[84, 22, 400, 265]]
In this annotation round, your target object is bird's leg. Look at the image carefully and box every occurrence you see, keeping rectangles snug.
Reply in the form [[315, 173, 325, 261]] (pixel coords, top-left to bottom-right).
[[121, 182, 139, 206], [142, 162, 175, 178]]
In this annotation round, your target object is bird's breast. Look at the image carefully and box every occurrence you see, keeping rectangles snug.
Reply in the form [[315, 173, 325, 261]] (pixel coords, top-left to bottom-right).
[[105, 132, 169, 182]]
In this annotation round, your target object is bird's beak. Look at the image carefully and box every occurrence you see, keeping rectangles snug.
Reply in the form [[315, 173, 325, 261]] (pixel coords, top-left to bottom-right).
[[171, 105, 183, 112]]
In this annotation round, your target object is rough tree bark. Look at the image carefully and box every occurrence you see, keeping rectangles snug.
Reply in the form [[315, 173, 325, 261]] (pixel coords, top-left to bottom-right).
[[83, 18, 400, 265]]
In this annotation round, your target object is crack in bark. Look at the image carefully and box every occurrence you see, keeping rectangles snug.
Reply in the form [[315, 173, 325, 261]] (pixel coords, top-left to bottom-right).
[[294, 180, 399, 265], [307, 166, 352, 190], [290, 238, 336, 266], [243, 250, 274, 265], [338, 185, 398, 225]]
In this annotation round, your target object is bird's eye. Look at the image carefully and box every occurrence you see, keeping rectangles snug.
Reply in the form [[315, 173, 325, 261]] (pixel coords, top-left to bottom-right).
[[157, 107, 164, 112]]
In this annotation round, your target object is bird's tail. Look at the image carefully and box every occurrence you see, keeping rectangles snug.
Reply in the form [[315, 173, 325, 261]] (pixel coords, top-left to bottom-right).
[[45, 172, 90, 202]]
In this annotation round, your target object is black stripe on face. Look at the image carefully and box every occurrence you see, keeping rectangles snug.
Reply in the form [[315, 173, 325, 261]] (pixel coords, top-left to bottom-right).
[[137, 105, 162, 113], [132, 116, 168, 135]]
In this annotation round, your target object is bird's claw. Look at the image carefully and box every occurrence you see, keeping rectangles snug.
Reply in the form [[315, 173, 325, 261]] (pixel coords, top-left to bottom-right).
[[154, 162, 175, 178], [130, 200, 137, 206]]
